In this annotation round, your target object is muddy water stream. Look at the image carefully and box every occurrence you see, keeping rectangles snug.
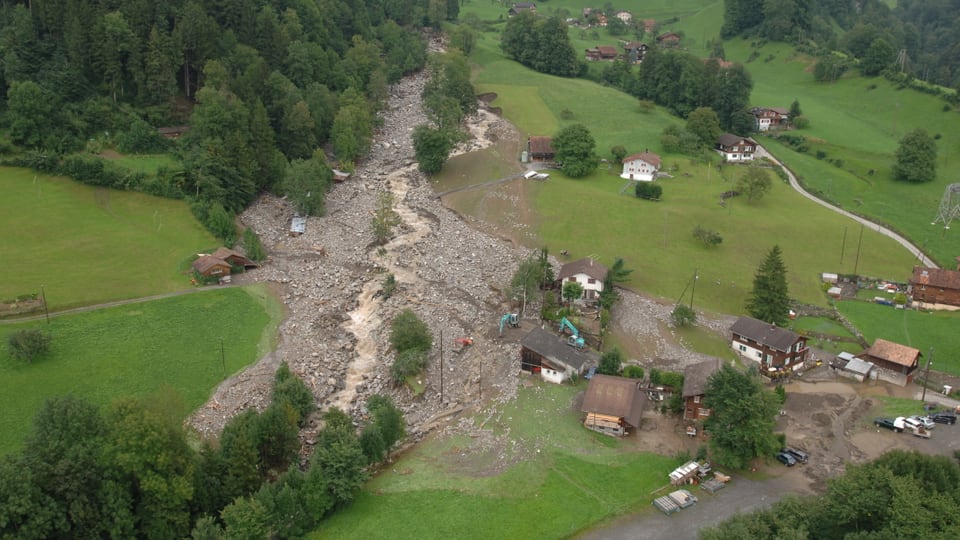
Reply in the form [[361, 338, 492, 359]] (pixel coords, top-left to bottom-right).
[[333, 165, 433, 411]]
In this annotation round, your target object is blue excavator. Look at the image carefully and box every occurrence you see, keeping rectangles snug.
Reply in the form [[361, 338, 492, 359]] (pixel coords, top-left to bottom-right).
[[559, 317, 585, 349], [499, 313, 519, 336]]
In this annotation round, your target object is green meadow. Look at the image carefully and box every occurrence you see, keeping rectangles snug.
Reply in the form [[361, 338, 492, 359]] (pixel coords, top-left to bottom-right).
[[313, 381, 680, 539], [0, 284, 282, 455], [836, 300, 960, 377], [0, 167, 216, 310]]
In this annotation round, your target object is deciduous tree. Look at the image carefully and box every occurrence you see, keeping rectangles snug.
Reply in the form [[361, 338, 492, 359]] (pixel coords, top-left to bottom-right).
[[413, 125, 454, 175], [598, 348, 623, 375], [703, 366, 781, 469], [553, 124, 599, 178], [735, 165, 773, 202], [390, 309, 433, 353], [686, 107, 722, 148], [892, 128, 937, 183]]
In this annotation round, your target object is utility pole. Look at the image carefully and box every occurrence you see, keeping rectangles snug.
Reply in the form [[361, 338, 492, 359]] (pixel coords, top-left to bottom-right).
[[921, 347, 933, 402], [220, 339, 226, 379], [840, 226, 847, 264], [689, 268, 699, 310], [41, 285, 49, 324], [478, 354, 482, 402], [439, 329, 444, 404], [853, 224, 864, 277]]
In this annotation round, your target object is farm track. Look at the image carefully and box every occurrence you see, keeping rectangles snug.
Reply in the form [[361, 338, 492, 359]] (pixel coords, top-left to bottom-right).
[[758, 146, 938, 268]]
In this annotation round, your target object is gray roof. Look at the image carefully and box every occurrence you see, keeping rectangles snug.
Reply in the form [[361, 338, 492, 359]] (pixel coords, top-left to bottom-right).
[[520, 327, 590, 371], [682, 357, 724, 398], [581, 374, 646, 428], [717, 133, 756, 147], [558, 258, 609, 282], [844, 357, 874, 376], [731, 316, 801, 353]]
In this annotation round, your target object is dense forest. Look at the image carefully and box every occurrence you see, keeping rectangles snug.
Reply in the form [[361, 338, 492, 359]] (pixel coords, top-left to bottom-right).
[[0, 0, 460, 238], [723, 0, 960, 89]]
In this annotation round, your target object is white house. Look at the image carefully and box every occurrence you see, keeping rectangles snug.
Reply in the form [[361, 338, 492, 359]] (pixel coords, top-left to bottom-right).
[[558, 258, 609, 301], [615, 11, 632, 23], [620, 151, 661, 181], [716, 133, 757, 162]]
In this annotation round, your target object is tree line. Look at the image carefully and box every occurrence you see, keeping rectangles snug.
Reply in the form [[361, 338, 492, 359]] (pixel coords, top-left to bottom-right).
[[0, 363, 405, 538], [0, 0, 449, 241], [723, 0, 960, 91]]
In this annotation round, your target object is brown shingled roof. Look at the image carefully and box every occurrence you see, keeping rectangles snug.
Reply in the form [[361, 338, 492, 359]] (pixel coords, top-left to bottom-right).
[[581, 374, 646, 428], [731, 316, 800, 353], [528, 136, 554, 155], [911, 266, 960, 291], [862, 338, 921, 368], [623, 151, 661, 168], [558, 258, 609, 282], [682, 357, 724, 398]]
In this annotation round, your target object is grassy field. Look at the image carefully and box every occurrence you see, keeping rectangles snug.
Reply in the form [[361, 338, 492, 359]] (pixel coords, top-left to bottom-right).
[[313, 380, 681, 539], [0, 167, 216, 310], [722, 40, 960, 268], [836, 300, 960, 377], [0, 284, 282, 455]]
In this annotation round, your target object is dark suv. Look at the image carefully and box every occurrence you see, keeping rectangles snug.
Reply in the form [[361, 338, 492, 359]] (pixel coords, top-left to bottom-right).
[[931, 412, 957, 425], [775, 452, 797, 466]]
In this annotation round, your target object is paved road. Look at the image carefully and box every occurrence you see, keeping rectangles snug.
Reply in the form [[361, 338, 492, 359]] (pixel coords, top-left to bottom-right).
[[757, 146, 938, 268], [577, 473, 806, 540]]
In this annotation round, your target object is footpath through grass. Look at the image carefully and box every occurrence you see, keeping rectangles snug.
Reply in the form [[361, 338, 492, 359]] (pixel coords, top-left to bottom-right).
[[0, 284, 282, 455], [313, 381, 681, 539], [0, 167, 216, 310]]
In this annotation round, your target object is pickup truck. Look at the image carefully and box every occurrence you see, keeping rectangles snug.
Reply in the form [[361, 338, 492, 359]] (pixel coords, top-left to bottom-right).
[[874, 418, 903, 432]]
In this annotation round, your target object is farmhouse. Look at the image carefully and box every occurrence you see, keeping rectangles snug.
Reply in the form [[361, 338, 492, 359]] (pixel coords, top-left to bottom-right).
[[622, 41, 648, 63], [581, 374, 646, 436], [716, 133, 757, 162], [191, 255, 231, 278], [656, 32, 681, 46], [682, 357, 723, 421], [527, 136, 555, 162], [508, 2, 536, 16], [856, 338, 920, 386], [731, 316, 808, 373], [519, 328, 591, 383], [614, 11, 632, 23], [620, 151, 661, 181], [585, 45, 618, 61], [558, 258, 609, 301], [909, 265, 960, 310], [751, 107, 790, 131]]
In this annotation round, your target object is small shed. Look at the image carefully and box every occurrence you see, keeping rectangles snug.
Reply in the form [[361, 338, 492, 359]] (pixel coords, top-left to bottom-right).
[[822, 272, 838, 284], [840, 357, 875, 382], [581, 374, 646, 436], [827, 286, 842, 299], [191, 255, 231, 277], [290, 216, 307, 236], [332, 169, 351, 182]]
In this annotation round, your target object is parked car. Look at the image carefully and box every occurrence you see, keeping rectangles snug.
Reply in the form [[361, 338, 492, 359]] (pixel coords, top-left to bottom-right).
[[902, 416, 923, 431], [584, 366, 597, 380], [783, 447, 808, 464], [775, 452, 797, 466], [910, 415, 935, 430], [874, 418, 903, 432], [931, 412, 957, 425]]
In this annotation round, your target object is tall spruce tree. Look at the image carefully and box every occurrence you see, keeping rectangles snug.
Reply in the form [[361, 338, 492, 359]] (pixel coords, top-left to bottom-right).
[[746, 245, 790, 326]]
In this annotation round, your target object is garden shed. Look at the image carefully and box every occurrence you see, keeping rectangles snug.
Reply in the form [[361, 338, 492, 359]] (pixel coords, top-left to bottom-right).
[[581, 374, 646, 436], [519, 328, 590, 384]]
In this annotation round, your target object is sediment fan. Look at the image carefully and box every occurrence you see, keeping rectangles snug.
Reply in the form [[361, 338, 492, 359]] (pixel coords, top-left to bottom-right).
[[932, 183, 960, 230]]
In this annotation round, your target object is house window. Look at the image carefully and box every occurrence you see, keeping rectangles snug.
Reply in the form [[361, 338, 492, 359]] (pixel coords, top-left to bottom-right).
[[756, 351, 762, 359], [698, 408, 710, 417], [587, 278, 596, 284], [795, 342, 803, 352], [693, 395, 700, 403], [739, 345, 747, 352], [766, 354, 773, 363], [785, 357, 791, 365]]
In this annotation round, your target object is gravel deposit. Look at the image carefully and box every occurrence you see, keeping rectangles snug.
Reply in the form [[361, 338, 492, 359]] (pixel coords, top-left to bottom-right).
[[187, 63, 739, 452]]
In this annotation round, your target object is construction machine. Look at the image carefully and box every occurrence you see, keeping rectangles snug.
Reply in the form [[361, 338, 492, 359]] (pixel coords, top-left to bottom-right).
[[499, 313, 519, 336], [559, 317, 585, 349]]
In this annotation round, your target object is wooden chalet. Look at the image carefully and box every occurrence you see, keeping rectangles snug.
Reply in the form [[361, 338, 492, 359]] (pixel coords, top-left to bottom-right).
[[585, 45, 618, 61], [716, 133, 757, 162], [656, 32, 681, 46], [682, 358, 723, 421], [909, 265, 960, 309], [751, 107, 790, 132], [520, 328, 591, 384], [527, 136, 555, 162], [581, 374, 646, 436], [211, 247, 259, 269], [191, 255, 231, 278], [730, 316, 808, 373], [857, 338, 920, 386], [508, 2, 536, 16]]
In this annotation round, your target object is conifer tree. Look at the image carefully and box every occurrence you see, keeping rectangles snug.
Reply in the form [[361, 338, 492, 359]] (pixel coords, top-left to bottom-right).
[[746, 245, 790, 326]]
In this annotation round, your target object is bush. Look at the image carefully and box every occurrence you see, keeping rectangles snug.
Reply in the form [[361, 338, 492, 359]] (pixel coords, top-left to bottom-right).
[[635, 182, 662, 201], [390, 309, 432, 354], [382, 273, 397, 299], [390, 349, 428, 385], [622, 365, 645, 379], [242, 228, 266, 262], [7, 329, 51, 362], [692, 225, 722, 247], [598, 348, 623, 375], [671, 304, 697, 327]]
